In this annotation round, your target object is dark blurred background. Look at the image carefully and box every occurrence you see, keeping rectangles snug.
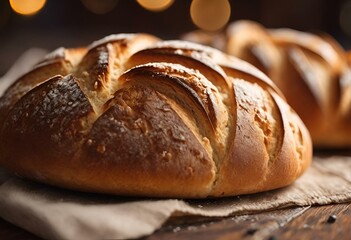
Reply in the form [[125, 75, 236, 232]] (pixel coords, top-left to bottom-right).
[[0, 0, 351, 75]]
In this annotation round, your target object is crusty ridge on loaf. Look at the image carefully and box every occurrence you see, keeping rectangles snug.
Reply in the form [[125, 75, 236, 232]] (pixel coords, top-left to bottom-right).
[[0, 34, 312, 198], [183, 21, 351, 148]]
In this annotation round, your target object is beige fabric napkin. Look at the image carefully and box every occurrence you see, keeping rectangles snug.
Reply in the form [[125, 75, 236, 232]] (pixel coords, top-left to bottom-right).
[[0, 156, 351, 239]]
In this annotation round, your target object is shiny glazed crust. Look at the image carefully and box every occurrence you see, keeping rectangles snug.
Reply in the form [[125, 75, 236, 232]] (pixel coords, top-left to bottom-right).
[[0, 34, 312, 198]]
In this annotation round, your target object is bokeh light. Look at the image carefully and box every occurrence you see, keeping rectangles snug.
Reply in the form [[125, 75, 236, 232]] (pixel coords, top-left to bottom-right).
[[9, 0, 46, 16], [190, 0, 231, 31], [81, 0, 118, 15], [137, 0, 174, 12], [340, 1, 351, 36]]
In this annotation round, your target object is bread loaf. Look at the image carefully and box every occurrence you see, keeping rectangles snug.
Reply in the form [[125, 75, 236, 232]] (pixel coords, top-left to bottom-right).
[[183, 21, 351, 148], [0, 34, 312, 198]]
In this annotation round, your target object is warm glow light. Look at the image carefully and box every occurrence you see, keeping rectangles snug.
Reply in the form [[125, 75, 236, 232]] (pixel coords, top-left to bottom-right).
[[190, 0, 231, 31], [81, 0, 118, 15], [9, 0, 46, 16], [137, 0, 174, 12]]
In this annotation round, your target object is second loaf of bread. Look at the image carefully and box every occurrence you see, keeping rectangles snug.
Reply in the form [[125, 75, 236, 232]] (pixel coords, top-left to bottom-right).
[[183, 21, 351, 148], [0, 34, 312, 198]]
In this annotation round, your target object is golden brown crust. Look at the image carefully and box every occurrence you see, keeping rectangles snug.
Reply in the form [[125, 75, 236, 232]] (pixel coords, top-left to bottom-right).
[[185, 20, 350, 148], [0, 34, 312, 198]]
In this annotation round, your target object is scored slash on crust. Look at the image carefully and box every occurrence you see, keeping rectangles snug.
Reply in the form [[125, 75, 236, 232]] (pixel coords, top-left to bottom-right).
[[0, 33, 312, 198]]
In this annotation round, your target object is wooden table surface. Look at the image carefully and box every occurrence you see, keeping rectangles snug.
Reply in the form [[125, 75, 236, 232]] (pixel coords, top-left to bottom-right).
[[1, 202, 350, 239]]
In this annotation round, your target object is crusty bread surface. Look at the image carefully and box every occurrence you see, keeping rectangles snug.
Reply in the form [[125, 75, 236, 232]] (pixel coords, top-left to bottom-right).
[[183, 21, 351, 148], [0, 34, 312, 198]]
